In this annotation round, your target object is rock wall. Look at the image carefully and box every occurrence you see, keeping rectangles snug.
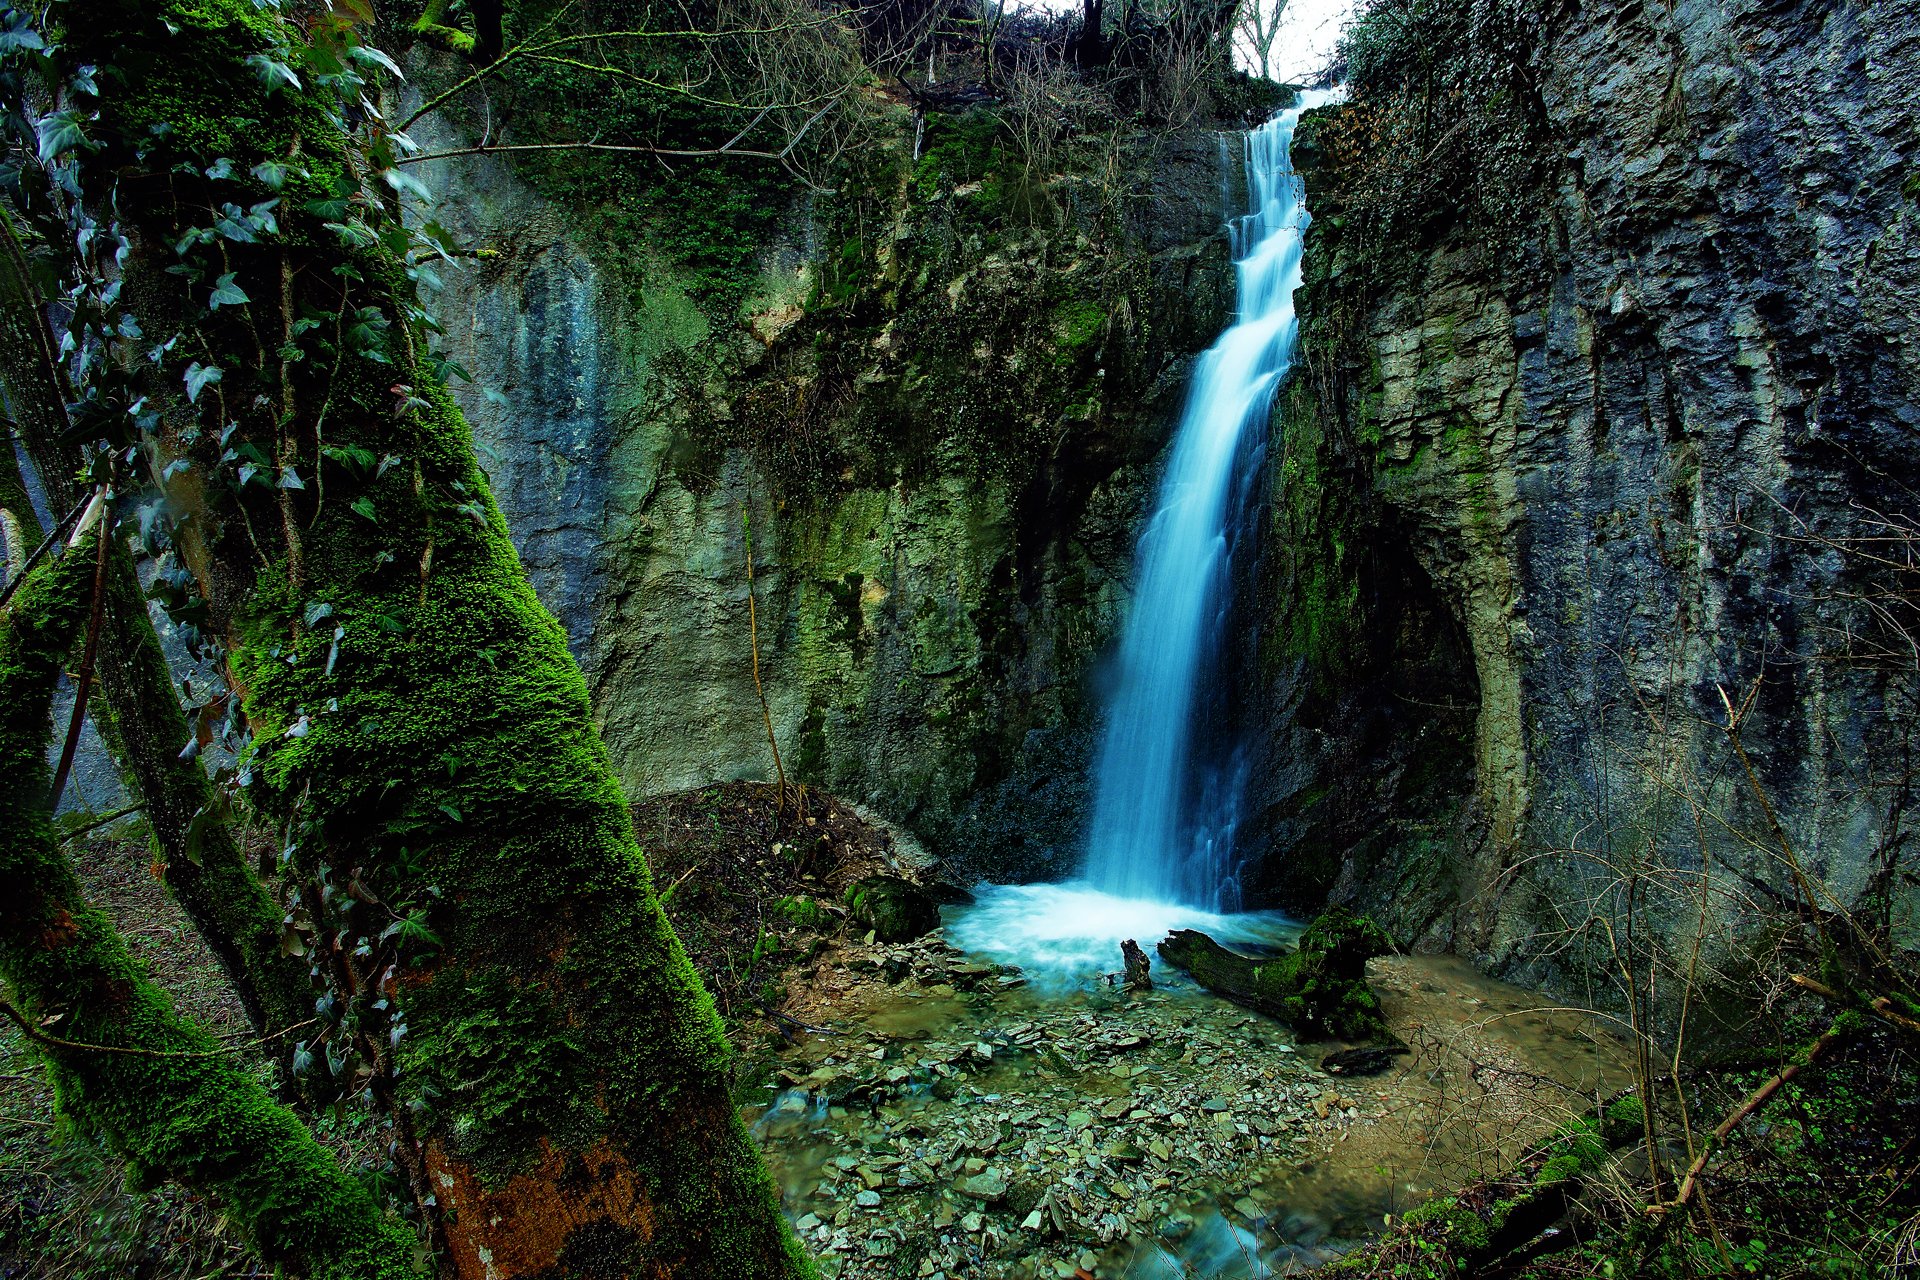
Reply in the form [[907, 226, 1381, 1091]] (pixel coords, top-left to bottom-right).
[[1268, 0, 1920, 984], [416, 105, 1245, 881]]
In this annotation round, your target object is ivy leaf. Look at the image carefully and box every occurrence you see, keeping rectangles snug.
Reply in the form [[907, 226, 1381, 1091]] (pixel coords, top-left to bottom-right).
[[35, 110, 87, 163], [0, 13, 46, 53], [277, 465, 305, 490], [183, 362, 222, 403], [252, 159, 290, 191], [245, 53, 301, 93], [350, 495, 377, 522], [382, 167, 432, 203], [303, 601, 334, 626], [325, 220, 379, 250], [348, 44, 404, 79], [207, 272, 249, 309]]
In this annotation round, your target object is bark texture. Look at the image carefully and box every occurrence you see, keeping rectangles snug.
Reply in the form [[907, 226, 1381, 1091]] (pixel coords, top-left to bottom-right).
[[50, 0, 813, 1273], [1157, 907, 1398, 1040], [0, 537, 420, 1280], [0, 207, 309, 1038]]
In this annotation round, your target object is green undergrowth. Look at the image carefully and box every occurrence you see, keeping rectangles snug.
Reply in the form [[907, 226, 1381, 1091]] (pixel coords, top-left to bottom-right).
[[1332, 1023, 1920, 1279]]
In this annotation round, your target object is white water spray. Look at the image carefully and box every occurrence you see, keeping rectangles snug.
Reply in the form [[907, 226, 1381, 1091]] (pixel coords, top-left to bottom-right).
[[949, 92, 1336, 978]]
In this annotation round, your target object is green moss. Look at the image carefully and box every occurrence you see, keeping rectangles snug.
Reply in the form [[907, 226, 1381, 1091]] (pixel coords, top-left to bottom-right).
[[844, 875, 938, 943], [57, 0, 816, 1269], [1159, 907, 1398, 1040], [1402, 1196, 1489, 1253], [0, 539, 420, 1280]]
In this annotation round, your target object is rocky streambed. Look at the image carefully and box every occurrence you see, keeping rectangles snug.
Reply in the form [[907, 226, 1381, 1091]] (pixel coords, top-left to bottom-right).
[[747, 926, 1635, 1279]]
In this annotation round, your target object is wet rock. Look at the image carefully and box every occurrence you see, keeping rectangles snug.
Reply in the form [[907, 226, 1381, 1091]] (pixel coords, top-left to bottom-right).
[[958, 1170, 1010, 1202], [1121, 938, 1153, 991], [844, 876, 941, 943], [1324, 1046, 1400, 1076], [855, 1189, 882, 1208]]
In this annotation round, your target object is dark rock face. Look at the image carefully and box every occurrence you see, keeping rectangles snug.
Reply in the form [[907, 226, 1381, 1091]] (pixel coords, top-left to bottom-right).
[[1266, 0, 1920, 982], [417, 114, 1244, 885]]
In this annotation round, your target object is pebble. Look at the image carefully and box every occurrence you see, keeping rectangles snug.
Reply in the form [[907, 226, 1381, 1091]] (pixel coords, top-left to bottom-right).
[[749, 929, 1355, 1280]]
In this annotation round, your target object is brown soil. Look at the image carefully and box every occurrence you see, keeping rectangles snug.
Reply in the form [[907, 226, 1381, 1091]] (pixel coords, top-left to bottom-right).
[[633, 781, 926, 1030]]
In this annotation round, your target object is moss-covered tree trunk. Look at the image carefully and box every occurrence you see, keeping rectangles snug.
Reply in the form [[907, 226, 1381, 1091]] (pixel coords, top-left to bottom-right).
[[0, 538, 421, 1280], [42, 0, 812, 1274], [0, 207, 310, 1039]]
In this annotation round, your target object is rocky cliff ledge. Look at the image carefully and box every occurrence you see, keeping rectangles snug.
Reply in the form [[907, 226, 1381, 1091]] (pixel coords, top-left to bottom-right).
[[417, 98, 1247, 881], [1266, 0, 1920, 990]]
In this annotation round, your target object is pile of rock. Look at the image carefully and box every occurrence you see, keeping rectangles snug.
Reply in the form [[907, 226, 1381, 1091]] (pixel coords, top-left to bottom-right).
[[755, 932, 1380, 1278]]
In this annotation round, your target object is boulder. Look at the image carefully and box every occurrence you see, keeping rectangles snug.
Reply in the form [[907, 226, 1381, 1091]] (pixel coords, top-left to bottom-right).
[[843, 875, 940, 942]]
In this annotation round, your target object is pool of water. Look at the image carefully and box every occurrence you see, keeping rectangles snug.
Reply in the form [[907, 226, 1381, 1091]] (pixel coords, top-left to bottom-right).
[[748, 923, 1633, 1280], [942, 882, 1298, 990]]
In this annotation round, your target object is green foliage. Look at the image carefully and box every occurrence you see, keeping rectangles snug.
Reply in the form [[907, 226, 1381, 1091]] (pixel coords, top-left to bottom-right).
[[5, 0, 816, 1268]]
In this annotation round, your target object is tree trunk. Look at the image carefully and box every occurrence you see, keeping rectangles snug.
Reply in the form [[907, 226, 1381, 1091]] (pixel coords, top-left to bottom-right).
[[46, 0, 814, 1273], [1157, 907, 1399, 1040], [0, 537, 420, 1280], [0, 207, 310, 1039]]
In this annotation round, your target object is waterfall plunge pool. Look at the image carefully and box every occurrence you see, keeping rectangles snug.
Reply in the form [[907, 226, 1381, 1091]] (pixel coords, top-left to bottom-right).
[[943, 882, 1297, 991]]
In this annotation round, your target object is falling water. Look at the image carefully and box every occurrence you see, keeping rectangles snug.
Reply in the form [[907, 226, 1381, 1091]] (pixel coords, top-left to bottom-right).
[[1081, 91, 1334, 910], [948, 92, 1335, 978]]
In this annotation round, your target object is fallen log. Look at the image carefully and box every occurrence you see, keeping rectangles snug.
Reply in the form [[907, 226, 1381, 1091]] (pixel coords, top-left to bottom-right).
[[1157, 907, 1398, 1040]]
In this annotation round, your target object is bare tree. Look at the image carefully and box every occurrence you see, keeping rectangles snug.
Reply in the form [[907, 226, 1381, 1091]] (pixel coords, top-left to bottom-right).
[[1233, 0, 1288, 81]]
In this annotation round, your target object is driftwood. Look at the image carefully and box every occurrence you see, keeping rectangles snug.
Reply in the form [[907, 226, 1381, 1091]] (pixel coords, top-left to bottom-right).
[[1157, 907, 1398, 1040], [1121, 939, 1153, 992]]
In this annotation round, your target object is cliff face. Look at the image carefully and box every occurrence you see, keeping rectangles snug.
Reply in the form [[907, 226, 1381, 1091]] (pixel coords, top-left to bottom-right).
[[417, 107, 1243, 880], [1269, 0, 1920, 981], [405, 0, 1917, 996]]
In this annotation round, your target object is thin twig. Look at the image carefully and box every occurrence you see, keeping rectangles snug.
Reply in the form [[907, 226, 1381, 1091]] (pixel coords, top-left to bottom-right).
[[55, 802, 145, 845], [0, 1000, 309, 1060], [0, 492, 90, 613], [1649, 1020, 1846, 1218]]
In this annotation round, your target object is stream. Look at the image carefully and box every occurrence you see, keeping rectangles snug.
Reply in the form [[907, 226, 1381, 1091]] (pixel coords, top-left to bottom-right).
[[748, 923, 1633, 1279]]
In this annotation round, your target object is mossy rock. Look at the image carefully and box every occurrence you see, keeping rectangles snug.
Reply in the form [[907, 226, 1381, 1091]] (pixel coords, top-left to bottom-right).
[[1158, 907, 1399, 1041], [843, 875, 940, 943]]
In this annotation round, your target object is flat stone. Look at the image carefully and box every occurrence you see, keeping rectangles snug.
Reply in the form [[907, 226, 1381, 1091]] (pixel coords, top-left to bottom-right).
[[958, 1170, 1010, 1202], [855, 1190, 882, 1208]]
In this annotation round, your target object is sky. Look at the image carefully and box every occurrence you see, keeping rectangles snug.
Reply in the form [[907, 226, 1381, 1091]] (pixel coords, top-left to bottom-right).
[[1261, 0, 1356, 84]]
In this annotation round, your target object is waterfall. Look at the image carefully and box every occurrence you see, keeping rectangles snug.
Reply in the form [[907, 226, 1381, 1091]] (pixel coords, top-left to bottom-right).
[[1082, 91, 1334, 910], [946, 92, 1335, 980]]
